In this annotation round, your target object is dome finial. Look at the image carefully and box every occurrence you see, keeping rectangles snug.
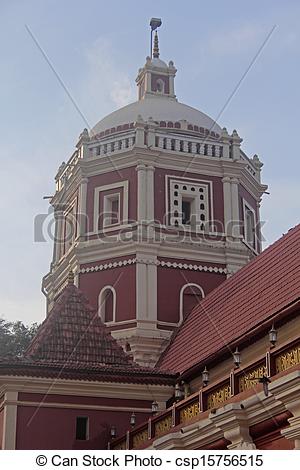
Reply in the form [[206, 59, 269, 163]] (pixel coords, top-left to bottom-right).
[[153, 31, 160, 58]]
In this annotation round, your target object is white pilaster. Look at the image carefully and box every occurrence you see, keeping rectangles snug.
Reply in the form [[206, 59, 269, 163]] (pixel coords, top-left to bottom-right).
[[146, 165, 155, 240], [135, 258, 147, 323], [210, 404, 256, 450], [78, 177, 88, 239], [222, 177, 232, 236], [221, 128, 230, 159], [53, 207, 64, 264], [231, 130, 242, 161], [136, 164, 147, 222], [169, 74, 175, 96], [135, 115, 145, 148], [146, 118, 156, 148], [145, 71, 151, 93], [2, 391, 18, 450], [230, 178, 240, 239], [135, 254, 158, 325]]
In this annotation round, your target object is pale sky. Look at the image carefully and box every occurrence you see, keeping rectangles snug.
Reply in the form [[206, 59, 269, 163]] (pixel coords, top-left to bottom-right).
[[1, 0, 300, 324]]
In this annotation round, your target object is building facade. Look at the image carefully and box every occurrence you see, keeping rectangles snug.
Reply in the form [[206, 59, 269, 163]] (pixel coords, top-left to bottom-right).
[[42, 31, 266, 367], [2, 26, 299, 452]]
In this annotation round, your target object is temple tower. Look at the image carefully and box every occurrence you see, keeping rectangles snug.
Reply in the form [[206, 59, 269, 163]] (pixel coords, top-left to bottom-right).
[[43, 27, 267, 367]]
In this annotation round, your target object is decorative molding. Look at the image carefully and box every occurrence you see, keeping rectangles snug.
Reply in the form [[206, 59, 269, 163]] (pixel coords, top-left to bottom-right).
[[80, 258, 137, 273], [165, 175, 214, 229], [0, 377, 173, 403], [157, 260, 227, 274], [93, 180, 129, 232], [5, 399, 151, 414], [79, 258, 227, 275]]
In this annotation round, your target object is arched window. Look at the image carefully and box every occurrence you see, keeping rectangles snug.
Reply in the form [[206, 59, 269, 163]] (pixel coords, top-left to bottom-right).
[[179, 283, 204, 323], [156, 79, 165, 93], [98, 286, 116, 323]]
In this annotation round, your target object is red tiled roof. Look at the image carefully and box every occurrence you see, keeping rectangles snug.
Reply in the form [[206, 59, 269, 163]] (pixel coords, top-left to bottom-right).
[[1, 280, 177, 385], [25, 282, 132, 367], [0, 357, 175, 385], [158, 224, 300, 374]]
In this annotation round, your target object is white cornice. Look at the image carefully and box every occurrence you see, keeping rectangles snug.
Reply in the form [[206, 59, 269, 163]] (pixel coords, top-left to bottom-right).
[[0, 376, 173, 402], [44, 238, 250, 291], [51, 147, 266, 207]]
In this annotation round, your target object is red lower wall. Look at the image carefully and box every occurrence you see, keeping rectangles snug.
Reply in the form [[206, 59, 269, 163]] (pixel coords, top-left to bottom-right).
[[16, 393, 151, 450], [250, 412, 294, 450]]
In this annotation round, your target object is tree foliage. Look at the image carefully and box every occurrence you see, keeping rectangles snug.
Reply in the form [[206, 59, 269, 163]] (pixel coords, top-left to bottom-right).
[[0, 318, 39, 358]]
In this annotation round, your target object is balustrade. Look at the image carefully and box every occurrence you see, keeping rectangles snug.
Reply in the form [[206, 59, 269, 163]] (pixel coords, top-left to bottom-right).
[[110, 339, 300, 450]]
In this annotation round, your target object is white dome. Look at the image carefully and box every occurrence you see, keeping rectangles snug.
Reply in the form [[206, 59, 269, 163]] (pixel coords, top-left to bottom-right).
[[91, 97, 222, 136], [150, 57, 168, 69]]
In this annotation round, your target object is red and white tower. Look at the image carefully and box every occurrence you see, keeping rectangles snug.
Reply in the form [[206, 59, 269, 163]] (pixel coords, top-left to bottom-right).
[[43, 28, 267, 366]]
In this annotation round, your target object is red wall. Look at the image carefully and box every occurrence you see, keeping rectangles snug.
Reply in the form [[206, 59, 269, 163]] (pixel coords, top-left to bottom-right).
[[86, 167, 137, 233], [254, 429, 294, 450], [250, 412, 293, 450], [16, 393, 151, 450], [79, 257, 136, 322], [157, 258, 226, 323]]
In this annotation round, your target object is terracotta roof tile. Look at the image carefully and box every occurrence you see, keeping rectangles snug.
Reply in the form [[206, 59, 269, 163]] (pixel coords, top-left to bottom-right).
[[0, 357, 176, 385], [158, 224, 300, 374], [25, 283, 132, 367], [1, 280, 178, 385]]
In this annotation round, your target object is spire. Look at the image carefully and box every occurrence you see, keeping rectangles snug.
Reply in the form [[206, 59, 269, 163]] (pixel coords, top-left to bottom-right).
[[153, 31, 160, 58]]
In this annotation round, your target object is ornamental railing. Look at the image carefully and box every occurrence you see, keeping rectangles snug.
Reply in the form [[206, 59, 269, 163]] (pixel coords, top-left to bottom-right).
[[89, 131, 136, 158], [153, 132, 223, 158], [55, 126, 260, 193], [55, 150, 81, 192], [110, 338, 300, 450]]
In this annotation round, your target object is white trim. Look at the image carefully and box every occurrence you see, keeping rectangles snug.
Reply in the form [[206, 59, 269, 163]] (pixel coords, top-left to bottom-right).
[[165, 175, 214, 231], [179, 283, 205, 324], [5, 399, 152, 413], [103, 192, 120, 227], [2, 391, 17, 450], [78, 178, 88, 237], [80, 258, 227, 275], [98, 285, 117, 323], [222, 177, 232, 236], [80, 258, 136, 273], [93, 180, 129, 232], [242, 198, 257, 251], [105, 319, 136, 327], [63, 195, 78, 253], [0, 378, 173, 403]]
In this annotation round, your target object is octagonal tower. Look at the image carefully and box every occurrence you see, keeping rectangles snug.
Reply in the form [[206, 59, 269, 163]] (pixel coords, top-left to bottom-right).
[[43, 30, 267, 367]]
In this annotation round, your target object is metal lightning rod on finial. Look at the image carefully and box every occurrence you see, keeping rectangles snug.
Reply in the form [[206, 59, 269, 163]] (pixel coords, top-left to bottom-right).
[[149, 18, 162, 58]]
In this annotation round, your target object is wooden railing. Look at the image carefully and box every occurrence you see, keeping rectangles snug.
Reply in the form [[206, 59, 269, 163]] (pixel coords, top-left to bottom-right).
[[110, 338, 300, 450]]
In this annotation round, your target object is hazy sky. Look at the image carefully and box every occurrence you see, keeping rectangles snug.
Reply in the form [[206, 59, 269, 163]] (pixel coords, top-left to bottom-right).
[[1, 0, 300, 324]]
